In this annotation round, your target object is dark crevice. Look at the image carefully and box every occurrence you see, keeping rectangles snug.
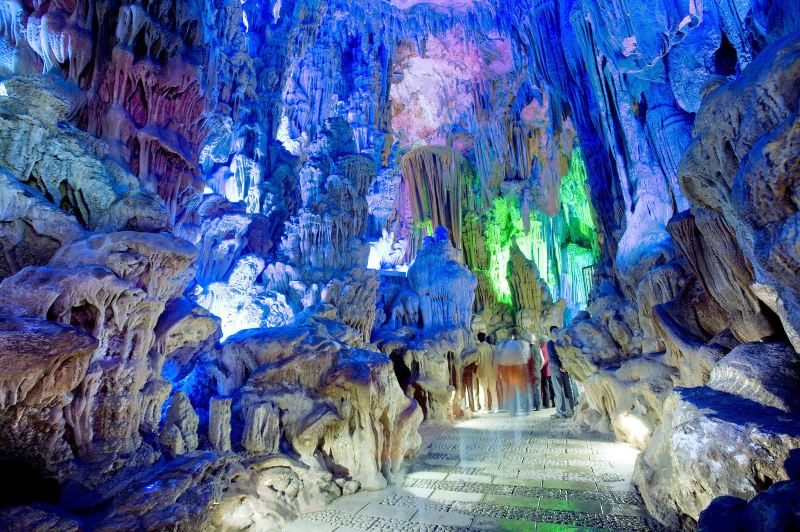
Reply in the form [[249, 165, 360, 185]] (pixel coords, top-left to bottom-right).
[[0, 460, 62, 508], [714, 31, 739, 77]]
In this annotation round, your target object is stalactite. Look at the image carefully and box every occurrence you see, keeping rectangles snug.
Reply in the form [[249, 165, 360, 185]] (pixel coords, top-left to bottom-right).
[[507, 242, 550, 312], [399, 145, 471, 254], [0, 0, 798, 530]]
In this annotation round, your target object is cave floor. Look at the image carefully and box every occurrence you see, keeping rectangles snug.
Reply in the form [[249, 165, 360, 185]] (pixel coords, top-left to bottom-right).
[[291, 409, 668, 531]]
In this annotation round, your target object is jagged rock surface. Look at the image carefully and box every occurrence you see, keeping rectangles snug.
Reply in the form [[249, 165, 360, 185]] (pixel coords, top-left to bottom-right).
[[0, 0, 797, 530], [698, 450, 800, 532], [215, 326, 423, 490], [0, 318, 97, 471], [374, 234, 477, 420], [0, 170, 85, 280], [634, 343, 800, 528]]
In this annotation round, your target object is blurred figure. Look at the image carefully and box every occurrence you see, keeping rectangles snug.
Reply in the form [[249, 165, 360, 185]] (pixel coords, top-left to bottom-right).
[[540, 340, 555, 409], [569, 373, 581, 412], [475, 333, 498, 412], [496, 329, 531, 416], [462, 361, 479, 412], [523, 332, 544, 411], [547, 326, 574, 418]]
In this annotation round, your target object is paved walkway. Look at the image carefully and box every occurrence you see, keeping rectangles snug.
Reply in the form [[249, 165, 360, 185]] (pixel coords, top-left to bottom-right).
[[291, 410, 666, 531]]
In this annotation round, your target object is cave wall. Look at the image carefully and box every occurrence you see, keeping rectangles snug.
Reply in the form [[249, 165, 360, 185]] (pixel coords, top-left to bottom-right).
[[0, 0, 797, 529]]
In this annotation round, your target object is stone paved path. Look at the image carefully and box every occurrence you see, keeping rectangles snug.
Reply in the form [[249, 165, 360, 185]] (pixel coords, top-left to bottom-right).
[[290, 410, 667, 531]]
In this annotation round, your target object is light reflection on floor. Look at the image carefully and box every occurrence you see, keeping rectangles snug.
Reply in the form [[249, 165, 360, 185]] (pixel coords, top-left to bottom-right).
[[291, 409, 666, 531]]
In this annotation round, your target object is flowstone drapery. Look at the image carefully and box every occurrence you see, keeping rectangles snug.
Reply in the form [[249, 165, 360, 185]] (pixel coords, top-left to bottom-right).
[[0, 0, 798, 530]]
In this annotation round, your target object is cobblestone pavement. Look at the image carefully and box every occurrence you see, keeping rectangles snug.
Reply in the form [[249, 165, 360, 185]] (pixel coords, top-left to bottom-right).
[[289, 409, 668, 531]]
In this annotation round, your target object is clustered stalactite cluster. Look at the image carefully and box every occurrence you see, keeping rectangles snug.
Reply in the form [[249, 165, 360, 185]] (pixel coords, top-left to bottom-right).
[[398, 145, 471, 257], [0, 0, 797, 530]]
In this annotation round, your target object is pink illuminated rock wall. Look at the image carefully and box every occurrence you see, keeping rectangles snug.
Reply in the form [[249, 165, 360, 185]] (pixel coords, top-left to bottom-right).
[[0, 0, 798, 530]]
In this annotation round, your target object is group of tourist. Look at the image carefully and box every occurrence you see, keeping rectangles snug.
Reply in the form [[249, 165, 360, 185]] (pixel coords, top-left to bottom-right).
[[469, 327, 578, 418]]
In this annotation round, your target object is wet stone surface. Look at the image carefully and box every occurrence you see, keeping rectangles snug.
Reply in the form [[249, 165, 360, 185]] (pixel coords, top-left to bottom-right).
[[292, 410, 667, 531]]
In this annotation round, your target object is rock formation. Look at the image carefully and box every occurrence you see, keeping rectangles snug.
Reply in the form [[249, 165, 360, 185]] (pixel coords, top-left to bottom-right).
[[556, 26, 800, 530], [373, 231, 477, 420], [698, 450, 800, 531], [0, 0, 797, 529]]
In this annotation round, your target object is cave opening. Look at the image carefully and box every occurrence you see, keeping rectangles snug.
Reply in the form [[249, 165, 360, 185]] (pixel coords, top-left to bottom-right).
[[132, 29, 149, 63], [68, 302, 99, 334], [0, 0, 798, 530], [0, 459, 61, 508], [389, 349, 411, 393], [715, 31, 739, 77]]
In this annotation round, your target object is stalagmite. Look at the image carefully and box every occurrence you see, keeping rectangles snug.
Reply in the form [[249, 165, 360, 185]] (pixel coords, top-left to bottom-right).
[[242, 402, 280, 454], [0, 0, 796, 530], [160, 392, 200, 458], [209, 397, 233, 452]]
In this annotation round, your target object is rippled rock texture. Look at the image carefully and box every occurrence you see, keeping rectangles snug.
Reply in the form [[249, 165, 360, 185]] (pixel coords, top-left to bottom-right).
[[698, 449, 800, 532], [558, 30, 800, 528], [0, 0, 797, 530]]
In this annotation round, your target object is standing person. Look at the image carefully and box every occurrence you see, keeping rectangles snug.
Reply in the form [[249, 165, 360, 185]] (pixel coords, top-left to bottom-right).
[[496, 329, 531, 416], [540, 341, 555, 409], [547, 326, 574, 418], [488, 336, 503, 408], [475, 333, 499, 413], [462, 361, 479, 412], [568, 372, 581, 412], [523, 332, 544, 411]]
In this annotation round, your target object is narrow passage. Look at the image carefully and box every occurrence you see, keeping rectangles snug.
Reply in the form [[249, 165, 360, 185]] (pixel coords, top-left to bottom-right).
[[292, 411, 667, 531]]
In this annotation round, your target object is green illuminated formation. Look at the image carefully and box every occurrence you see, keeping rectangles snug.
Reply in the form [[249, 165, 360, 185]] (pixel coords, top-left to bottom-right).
[[479, 148, 599, 312], [483, 196, 524, 305], [414, 219, 434, 238], [482, 197, 547, 306], [560, 148, 599, 256], [557, 148, 599, 310]]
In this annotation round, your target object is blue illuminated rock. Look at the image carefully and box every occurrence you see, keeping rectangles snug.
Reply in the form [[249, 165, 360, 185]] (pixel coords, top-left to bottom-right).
[[0, 318, 97, 470], [0, 0, 797, 529], [0, 169, 84, 280], [699, 450, 800, 531]]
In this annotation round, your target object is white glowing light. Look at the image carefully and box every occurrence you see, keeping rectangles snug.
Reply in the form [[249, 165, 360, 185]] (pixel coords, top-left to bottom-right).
[[0, 83, 7, 97], [199, 284, 294, 340], [272, 0, 282, 22], [203, 186, 214, 195], [196, 256, 294, 340], [276, 115, 302, 155], [616, 412, 651, 448], [367, 237, 393, 270], [367, 243, 382, 270], [366, 232, 410, 272]]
